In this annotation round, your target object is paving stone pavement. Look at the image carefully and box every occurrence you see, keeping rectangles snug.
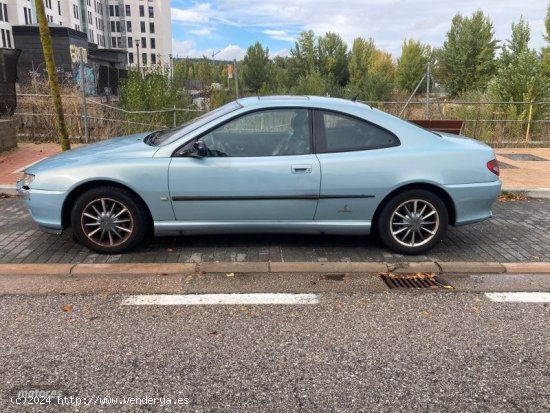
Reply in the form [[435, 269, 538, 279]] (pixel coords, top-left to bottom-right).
[[0, 197, 549, 264]]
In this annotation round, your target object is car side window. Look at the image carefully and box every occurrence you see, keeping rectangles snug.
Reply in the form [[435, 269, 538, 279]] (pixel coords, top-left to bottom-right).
[[317, 111, 399, 153], [197, 109, 311, 157]]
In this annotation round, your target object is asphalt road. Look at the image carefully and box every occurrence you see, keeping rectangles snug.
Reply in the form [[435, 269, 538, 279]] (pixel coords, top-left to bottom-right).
[[2, 273, 550, 412], [1, 197, 550, 264]]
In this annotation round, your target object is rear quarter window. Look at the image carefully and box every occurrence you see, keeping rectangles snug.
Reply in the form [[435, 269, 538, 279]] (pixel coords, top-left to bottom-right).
[[317, 110, 399, 153]]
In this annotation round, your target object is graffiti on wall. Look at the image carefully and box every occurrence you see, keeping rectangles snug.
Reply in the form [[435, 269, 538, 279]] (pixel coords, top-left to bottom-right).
[[70, 45, 96, 95], [73, 65, 96, 95]]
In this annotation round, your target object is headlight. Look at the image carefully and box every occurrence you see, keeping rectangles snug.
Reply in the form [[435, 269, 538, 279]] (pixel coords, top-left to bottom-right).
[[22, 173, 35, 188]]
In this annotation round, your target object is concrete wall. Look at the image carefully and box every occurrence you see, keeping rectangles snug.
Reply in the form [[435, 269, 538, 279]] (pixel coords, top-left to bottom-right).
[[13, 25, 89, 77], [0, 119, 16, 151]]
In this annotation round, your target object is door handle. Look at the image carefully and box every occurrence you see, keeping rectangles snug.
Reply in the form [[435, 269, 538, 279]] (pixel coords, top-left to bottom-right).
[[291, 164, 312, 174]]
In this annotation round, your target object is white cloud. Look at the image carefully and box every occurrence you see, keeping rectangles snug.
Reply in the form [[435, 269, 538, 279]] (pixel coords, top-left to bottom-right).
[[172, 39, 199, 57], [270, 48, 291, 58], [189, 27, 214, 36], [216, 45, 247, 61], [172, 40, 246, 60], [263, 30, 295, 42], [171, 0, 548, 57], [171, 4, 212, 23]]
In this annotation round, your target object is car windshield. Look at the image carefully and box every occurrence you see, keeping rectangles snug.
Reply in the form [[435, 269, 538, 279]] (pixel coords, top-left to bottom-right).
[[144, 101, 242, 147]]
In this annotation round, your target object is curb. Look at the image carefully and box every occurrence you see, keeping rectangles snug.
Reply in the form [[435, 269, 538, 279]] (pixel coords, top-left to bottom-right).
[[501, 188, 550, 199], [0, 185, 17, 196], [0, 261, 549, 276]]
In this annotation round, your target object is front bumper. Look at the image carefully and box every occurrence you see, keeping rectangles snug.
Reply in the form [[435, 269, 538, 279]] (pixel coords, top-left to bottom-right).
[[16, 179, 65, 235]]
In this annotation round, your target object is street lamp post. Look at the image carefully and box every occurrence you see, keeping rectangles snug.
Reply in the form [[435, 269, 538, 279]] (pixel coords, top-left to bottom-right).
[[135, 39, 140, 74], [169, 53, 173, 82]]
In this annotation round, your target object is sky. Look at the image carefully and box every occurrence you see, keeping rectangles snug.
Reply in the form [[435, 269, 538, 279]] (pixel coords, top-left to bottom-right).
[[170, 0, 549, 60]]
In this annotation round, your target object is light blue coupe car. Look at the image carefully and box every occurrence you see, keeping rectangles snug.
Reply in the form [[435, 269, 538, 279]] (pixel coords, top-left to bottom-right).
[[17, 96, 501, 255]]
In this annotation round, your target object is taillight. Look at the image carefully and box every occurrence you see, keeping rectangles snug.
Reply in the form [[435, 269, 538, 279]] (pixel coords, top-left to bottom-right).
[[487, 159, 500, 176]]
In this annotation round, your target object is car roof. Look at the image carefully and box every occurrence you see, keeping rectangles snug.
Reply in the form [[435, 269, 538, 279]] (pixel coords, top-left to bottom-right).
[[236, 95, 372, 111]]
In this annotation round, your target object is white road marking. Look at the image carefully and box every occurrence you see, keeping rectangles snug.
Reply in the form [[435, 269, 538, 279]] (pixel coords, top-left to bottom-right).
[[485, 292, 550, 303], [121, 293, 320, 306]]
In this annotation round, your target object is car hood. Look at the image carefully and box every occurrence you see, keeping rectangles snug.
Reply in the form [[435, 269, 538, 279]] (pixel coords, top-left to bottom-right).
[[26, 133, 158, 174]]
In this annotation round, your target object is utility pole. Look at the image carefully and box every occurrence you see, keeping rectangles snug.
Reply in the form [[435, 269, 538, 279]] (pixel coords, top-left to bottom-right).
[[35, 0, 70, 150], [398, 73, 427, 118], [135, 39, 141, 75], [169, 53, 173, 83], [233, 59, 239, 99], [426, 61, 431, 120], [79, 48, 89, 143]]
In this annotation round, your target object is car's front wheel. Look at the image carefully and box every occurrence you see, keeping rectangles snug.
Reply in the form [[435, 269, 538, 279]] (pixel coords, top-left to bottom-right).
[[71, 187, 148, 254], [377, 190, 448, 255]]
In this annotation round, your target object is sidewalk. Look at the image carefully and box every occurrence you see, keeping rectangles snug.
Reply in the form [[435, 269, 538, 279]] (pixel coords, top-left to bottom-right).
[[0, 143, 60, 188], [1, 142, 549, 197]]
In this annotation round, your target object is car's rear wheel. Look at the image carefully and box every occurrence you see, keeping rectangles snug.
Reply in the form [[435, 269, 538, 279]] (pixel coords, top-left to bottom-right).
[[377, 190, 448, 255], [71, 187, 147, 254]]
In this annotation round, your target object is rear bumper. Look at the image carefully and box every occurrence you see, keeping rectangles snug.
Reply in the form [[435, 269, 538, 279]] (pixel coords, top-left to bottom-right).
[[444, 180, 501, 226], [16, 179, 65, 234]]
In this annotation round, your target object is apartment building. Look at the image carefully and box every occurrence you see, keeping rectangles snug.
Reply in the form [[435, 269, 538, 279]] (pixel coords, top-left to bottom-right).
[[107, 0, 171, 67], [1, 0, 171, 67]]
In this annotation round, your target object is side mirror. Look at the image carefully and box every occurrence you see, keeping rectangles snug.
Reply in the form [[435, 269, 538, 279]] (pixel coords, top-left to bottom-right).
[[193, 140, 207, 157]]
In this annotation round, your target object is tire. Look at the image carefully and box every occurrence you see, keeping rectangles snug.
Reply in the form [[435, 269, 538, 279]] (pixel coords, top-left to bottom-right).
[[377, 189, 448, 255], [71, 186, 148, 254]]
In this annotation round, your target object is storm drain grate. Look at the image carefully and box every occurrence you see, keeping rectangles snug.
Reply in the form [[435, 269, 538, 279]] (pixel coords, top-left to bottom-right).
[[380, 274, 454, 290]]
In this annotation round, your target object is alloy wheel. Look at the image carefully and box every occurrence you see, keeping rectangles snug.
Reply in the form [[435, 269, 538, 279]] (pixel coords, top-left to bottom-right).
[[389, 199, 440, 248], [80, 198, 134, 247]]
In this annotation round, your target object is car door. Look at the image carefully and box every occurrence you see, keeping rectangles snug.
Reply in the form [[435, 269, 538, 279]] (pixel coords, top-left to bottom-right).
[[313, 109, 401, 222], [168, 108, 321, 221]]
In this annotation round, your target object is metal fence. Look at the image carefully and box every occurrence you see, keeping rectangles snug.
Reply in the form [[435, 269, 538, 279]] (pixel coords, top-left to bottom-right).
[[13, 93, 203, 143], [362, 100, 550, 146], [11, 94, 550, 146]]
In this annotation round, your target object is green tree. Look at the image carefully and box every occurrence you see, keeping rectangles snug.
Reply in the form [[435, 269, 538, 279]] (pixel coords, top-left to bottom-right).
[[241, 41, 270, 93], [289, 30, 318, 81], [489, 18, 550, 120], [348, 37, 376, 97], [119, 69, 192, 128], [347, 38, 395, 101], [364, 50, 395, 101], [542, 3, 550, 76], [396, 39, 430, 93], [271, 56, 292, 94], [543, 48, 550, 77], [173, 58, 195, 86], [500, 17, 530, 67], [292, 70, 327, 95], [438, 10, 498, 96], [35, 0, 70, 150], [317, 32, 349, 87], [545, 2, 550, 43], [196, 57, 214, 91]]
